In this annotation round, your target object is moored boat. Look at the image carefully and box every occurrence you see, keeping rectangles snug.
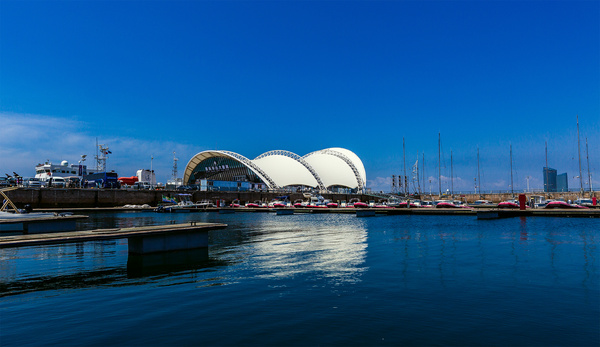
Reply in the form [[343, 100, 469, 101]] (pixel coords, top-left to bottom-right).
[[497, 200, 520, 209], [545, 200, 588, 209], [435, 200, 457, 208]]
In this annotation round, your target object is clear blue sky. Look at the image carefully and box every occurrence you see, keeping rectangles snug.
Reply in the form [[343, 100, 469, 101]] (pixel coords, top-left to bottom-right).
[[1, 0, 598, 193]]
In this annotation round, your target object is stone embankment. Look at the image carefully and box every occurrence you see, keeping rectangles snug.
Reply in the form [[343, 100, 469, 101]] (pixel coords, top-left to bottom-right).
[[3, 188, 597, 209]]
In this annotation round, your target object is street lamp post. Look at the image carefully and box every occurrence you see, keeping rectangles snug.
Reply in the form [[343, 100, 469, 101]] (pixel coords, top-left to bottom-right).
[[78, 154, 87, 188]]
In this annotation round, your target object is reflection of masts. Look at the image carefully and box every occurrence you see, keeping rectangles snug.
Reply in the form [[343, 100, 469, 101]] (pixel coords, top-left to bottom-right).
[[577, 115, 584, 195]]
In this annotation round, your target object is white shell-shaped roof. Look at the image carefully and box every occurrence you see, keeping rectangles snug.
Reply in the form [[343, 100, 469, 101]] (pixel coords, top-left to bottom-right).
[[253, 154, 319, 188], [183, 148, 365, 191], [303, 148, 366, 189]]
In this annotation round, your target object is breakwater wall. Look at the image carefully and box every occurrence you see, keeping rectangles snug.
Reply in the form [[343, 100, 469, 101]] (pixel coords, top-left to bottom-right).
[[3, 188, 597, 209]]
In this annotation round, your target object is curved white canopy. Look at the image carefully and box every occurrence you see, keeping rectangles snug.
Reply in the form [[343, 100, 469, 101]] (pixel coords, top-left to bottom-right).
[[253, 154, 319, 188], [183, 148, 365, 191]]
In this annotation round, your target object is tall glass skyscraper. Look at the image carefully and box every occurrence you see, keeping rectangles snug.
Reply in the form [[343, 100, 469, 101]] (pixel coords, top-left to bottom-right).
[[543, 167, 557, 192], [557, 173, 569, 192]]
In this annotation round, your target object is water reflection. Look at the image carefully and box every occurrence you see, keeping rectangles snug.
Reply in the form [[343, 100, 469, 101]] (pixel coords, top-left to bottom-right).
[[0, 244, 227, 297], [232, 215, 368, 284]]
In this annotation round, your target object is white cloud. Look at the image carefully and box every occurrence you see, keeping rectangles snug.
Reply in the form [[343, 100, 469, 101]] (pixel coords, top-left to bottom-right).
[[0, 112, 204, 182]]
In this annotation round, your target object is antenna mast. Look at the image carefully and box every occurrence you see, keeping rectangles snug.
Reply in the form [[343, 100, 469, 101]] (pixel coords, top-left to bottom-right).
[[172, 152, 179, 182], [95, 142, 110, 172]]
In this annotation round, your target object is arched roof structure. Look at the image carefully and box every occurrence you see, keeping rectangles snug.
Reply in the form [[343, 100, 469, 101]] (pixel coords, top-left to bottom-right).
[[183, 148, 366, 192]]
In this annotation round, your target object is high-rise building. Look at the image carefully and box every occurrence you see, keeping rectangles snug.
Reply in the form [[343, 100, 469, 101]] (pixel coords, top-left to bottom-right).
[[557, 172, 569, 192], [543, 167, 557, 192]]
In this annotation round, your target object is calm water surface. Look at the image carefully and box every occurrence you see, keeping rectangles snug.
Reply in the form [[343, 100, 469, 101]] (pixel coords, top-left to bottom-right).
[[1, 212, 598, 346]]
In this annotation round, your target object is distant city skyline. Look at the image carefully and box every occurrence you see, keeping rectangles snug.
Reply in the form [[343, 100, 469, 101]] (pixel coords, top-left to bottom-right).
[[1, 1, 598, 193]]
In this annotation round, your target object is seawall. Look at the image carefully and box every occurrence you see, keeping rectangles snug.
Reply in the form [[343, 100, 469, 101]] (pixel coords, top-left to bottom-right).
[[3, 188, 597, 209]]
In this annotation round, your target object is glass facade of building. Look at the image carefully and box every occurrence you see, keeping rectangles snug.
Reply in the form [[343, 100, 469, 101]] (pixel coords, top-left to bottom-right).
[[557, 172, 569, 192], [543, 167, 557, 192]]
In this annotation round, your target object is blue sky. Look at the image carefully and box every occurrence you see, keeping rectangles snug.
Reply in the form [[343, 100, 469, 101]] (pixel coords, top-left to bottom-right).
[[1, 0, 598, 193]]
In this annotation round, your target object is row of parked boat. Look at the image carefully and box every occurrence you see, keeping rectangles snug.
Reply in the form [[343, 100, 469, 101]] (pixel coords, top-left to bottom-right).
[[155, 195, 595, 211]]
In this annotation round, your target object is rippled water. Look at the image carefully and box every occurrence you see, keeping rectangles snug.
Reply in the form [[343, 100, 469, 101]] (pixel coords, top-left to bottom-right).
[[1, 212, 598, 346]]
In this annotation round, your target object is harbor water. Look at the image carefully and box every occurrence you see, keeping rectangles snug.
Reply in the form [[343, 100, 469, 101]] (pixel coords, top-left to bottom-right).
[[1, 211, 598, 346]]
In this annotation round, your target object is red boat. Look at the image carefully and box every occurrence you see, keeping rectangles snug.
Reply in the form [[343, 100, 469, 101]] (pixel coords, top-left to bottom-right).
[[545, 201, 587, 209], [354, 202, 369, 208], [435, 201, 457, 208], [497, 201, 520, 209], [272, 203, 287, 208], [327, 203, 338, 208]]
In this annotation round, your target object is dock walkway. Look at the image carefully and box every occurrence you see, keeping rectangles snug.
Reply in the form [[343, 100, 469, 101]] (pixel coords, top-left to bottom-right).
[[0, 222, 227, 250]]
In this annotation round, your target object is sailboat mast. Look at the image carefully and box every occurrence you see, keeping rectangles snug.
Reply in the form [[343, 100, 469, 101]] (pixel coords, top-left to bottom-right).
[[477, 147, 481, 195], [423, 152, 426, 196], [403, 137, 407, 196], [577, 115, 584, 194], [416, 150, 421, 195], [586, 137, 592, 193], [451, 150, 454, 196], [545, 141, 548, 192], [438, 133, 441, 196], [510, 143, 514, 196]]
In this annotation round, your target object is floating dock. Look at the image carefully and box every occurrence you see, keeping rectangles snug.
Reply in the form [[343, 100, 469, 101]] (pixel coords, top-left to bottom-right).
[[0, 214, 88, 234], [0, 222, 227, 254]]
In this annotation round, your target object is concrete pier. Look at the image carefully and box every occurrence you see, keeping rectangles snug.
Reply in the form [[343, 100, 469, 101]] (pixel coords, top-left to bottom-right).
[[0, 222, 227, 254]]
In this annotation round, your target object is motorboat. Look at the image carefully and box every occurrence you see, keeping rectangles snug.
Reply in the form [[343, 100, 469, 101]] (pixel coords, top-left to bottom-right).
[[326, 202, 338, 208], [497, 200, 520, 209], [470, 200, 494, 207], [420, 201, 435, 208], [246, 201, 267, 208], [545, 200, 588, 209], [453, 201, 471, 208], [435, 200, 457, 208], [531, 195, 549, 208], [574, 198, 594, 207], [353, 201, 369, 208]]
